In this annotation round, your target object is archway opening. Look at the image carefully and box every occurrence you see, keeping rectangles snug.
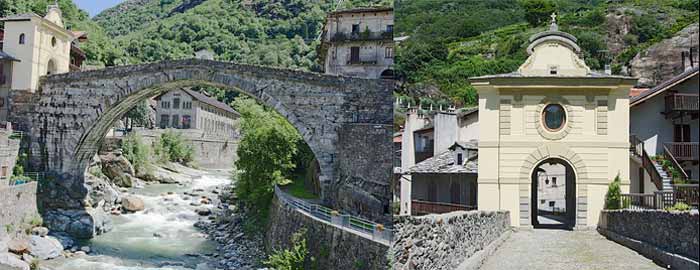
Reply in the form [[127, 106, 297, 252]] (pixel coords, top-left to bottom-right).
[[46, 59, 57, 75], [531, 158, 576, 229], [380, 69, 395, 79]]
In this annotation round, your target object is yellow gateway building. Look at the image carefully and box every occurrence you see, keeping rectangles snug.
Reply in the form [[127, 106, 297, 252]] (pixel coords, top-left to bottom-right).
[[469, 15, 637, 229]]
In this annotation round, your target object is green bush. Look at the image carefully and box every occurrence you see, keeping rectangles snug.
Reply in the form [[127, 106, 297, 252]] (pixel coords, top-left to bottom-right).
[[605, 175, 623, 210], [519, 0, 556, 27], [665, 202, 691, 211], [122, 133, 152, 173], [156, 131, 194, 165], [264, 228, 310, 270]]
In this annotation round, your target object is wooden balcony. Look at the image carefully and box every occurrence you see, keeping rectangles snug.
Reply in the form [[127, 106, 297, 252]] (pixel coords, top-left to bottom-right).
[[411, 200, 475, 215], [665, 93, 699, 119], [665, 142, 700, 162]]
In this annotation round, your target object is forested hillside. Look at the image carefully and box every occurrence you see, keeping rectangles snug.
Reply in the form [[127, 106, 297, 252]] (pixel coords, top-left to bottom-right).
[[93, 0, 392, 71], [395, 0, 699, 106]]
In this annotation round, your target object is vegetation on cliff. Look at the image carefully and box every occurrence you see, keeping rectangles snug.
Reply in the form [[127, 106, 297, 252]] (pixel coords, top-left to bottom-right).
[[395, 0, 699, 106]]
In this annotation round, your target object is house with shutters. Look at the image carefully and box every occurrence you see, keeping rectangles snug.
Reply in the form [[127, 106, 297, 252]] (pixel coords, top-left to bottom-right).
[[153, 88, 240, 139]]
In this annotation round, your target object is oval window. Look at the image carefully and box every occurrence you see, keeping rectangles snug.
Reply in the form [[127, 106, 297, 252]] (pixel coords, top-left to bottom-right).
[[542, 104, 566, 131]]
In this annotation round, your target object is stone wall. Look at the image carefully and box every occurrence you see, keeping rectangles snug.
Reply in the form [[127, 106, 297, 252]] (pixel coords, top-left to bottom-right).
[[0, 126, 20, 187], [134, 128, 238, 169], [335, 123, 392, 222], [265, 195, 389, 270], [391, 211, 511, 270], [0, 183, 39, 240], [598, 210, 699, 263]]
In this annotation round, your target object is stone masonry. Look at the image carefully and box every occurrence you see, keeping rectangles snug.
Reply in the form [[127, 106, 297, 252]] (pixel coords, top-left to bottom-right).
[[13, 59, 393, 238], [391, 211, 511, 270], [0, 182, 39, 241]]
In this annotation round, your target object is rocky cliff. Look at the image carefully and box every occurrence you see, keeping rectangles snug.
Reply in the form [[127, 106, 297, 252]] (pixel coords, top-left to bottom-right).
[[630, 23, 699, 87]]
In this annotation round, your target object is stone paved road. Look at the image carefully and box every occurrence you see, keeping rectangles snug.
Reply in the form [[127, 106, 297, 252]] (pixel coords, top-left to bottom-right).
[[480, 229, 665, 270]]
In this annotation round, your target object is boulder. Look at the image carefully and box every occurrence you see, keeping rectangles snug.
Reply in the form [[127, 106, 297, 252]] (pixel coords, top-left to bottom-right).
[[7, 239, 29, 254], [28, 235, 63, 260], [195, 207, 212, 216], [0, 252, 30, 270], [122, 196, 145, 212], [100, 153, 136, 187], [30, 227, 49, 237]]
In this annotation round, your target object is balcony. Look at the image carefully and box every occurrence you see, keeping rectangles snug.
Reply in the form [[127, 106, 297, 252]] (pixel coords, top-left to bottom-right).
[[411, 200, 475, 215], [665, 142, 700, 162], [665, 93, 699, 119], [331, 30, 393, 43]]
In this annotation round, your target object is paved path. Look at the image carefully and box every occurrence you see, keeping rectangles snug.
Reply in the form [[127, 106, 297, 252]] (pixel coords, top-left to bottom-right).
[[480, 229, 664, 270]]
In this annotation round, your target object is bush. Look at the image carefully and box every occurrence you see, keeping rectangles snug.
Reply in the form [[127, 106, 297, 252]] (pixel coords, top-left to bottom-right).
[[665, 202, 691, 211], [264, 228, 310, 270], [519, 0, 556, 27], [122, 133, 152, 173], [156, 131, 194, 165], [605, 175, 623, 210]]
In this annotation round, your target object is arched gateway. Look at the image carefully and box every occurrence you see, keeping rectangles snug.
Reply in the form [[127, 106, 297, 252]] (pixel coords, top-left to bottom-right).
[[15, 59, 393, 238]]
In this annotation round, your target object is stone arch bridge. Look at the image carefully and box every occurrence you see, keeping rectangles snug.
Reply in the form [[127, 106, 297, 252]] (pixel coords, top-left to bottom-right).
[[13, 59, 392, 238]]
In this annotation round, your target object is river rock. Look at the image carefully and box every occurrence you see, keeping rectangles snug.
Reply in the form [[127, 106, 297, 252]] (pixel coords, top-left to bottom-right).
[[0, 238, 7, 253], [28, 235, 63, 260], [122, 196, 145, 212], [80, 246, 91, 253], [49, 233, 75, 250], [7, 239, 29, 254], [195, 207, 212, 216], [30, 227, 49, 237], [0, 252, 30, 270], [100, 153, 136, 187]]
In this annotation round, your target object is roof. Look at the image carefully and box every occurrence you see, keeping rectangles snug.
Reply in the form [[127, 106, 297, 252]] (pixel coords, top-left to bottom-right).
[[413, 125, 434, 134], [155, 89, 239, 116], [0, 51, 20, 62], [629, 88, 649, 98], [457, 107, 478, 118], [0, 13, 35, 22], [630, 66, 699, 107], [329, 7, 393, 16], [393, 133, 402, 143], [470, 71, 636, 81], [407, 147, 478, 174]]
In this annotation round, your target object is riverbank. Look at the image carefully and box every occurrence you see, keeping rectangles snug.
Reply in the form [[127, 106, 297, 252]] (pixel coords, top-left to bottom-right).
[[37, 165, 265, 270]]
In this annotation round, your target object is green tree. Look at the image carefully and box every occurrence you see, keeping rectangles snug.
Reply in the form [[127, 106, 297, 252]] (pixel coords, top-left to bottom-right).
[[604, 174, 623, 210], [232, 96, 301, 223], [519, 0, 556, 27], [124, 100, 151, 129], [264, 228, 310, 270]]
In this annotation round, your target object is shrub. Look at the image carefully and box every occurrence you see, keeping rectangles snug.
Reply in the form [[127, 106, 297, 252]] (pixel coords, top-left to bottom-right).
[[605, 174, 623, 210], [156, 131, 194, 164], [122, 133, 152, 173], [665, 202, 691, 211], [264, 228, 309, 270], [519, 0, 556, 27]]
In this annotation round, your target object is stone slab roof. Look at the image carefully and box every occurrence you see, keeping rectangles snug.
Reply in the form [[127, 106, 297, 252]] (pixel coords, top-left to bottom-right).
[[407, 146, 478, 174], [182, 89, 240, 116]]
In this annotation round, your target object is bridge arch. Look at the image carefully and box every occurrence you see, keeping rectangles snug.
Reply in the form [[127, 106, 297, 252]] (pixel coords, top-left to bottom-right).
[[20, 59, 392, 237]]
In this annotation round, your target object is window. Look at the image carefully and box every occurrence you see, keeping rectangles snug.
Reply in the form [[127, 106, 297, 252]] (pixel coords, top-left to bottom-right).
[[183, 101, 192, 109], [542, 104, 566, 131], [456, 153, 463, 165], [385, 47, 394, 58], [352, 24, 360, 34], [549, 66, 558, 75], [173, 98, 180, 109], [1, 166, 7, 178], [182, 115, 191, 129], [172, 114, 179, 128], [386, 24, 393, 33], [51, 37, 57, 47], [160, 115, 170, 129], [19, 34, 25, 44], [160, 101, 170, 109]]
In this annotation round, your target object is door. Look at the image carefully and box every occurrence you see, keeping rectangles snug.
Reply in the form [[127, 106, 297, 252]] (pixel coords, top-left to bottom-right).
[[674, 124, 691, 142], [350, 47, 360, 63]]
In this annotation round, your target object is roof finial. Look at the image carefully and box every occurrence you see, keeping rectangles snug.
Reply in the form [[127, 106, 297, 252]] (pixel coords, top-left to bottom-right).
[[549, 12, 558, 31]]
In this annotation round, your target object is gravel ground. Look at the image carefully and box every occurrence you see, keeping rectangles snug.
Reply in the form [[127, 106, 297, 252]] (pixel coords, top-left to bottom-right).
[[479, 229, 665, 270]]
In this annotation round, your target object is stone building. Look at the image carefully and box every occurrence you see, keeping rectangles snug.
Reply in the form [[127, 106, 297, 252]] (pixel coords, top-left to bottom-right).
[[398, 107, 479, 215], [470, 16, 636, 229], [318, 7, 394, 79], [154, 89, 240, 138], [0, 4, 87, 122]]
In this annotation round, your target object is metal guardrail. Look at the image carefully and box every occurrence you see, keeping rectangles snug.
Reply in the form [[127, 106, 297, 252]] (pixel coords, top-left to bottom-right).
[[274, 185, 392, 244]]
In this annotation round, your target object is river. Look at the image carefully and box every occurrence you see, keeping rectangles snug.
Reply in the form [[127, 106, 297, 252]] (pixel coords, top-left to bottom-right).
[[43, 169, 235, 270]]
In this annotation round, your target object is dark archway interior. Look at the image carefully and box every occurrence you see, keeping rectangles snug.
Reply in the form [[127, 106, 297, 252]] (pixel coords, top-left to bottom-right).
[[531, 158, 576, 229]]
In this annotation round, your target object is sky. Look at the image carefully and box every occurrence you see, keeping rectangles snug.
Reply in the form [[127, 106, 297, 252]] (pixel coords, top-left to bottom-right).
[[74, 0, 124, 17]]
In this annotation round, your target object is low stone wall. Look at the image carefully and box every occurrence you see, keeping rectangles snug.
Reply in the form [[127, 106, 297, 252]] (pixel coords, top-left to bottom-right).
[[134, 128, 238, 169], [598, 210, 699, 268], [0, 183, 39, 240], [265, 195, 389, 270], [391, 211, 511, 270]]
